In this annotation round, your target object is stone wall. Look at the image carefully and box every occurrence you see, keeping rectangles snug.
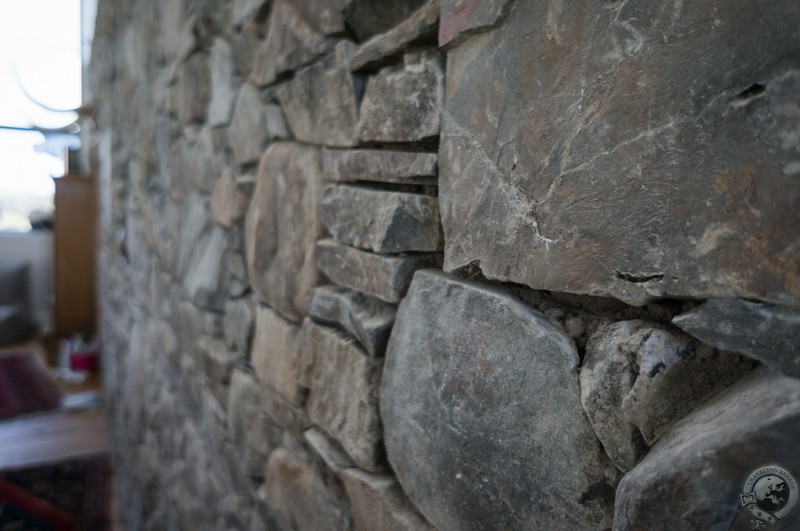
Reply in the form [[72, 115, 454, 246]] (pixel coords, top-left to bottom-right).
[[90, 0, 800, 529]]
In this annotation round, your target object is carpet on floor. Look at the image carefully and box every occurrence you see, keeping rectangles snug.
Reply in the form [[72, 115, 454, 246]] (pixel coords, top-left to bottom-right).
[[0, 453, 112, 531], [0, 352, 62, 421]]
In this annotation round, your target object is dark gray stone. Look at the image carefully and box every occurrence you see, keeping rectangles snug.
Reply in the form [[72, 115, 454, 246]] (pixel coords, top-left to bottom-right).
[[245, 143, 326, 322], [261, 448, 353, 531], [250, 0, 335, 87], [673, 298, 800, 378], [224, 297, 255, 355], [358, 50, 444, 143], [251, 305, 305, 405], [198, 336, 237, 408], [349, 0, 440, 71], [305, 285, 396, 356], [304, 427, 356, 475], [344, 0, 428, 42], [322, 149, 438, 185], [319, 184, 443, 253], [438, 0, 513, 46], [301, 319, 384, 471], [228, 368, 283, 478], [261, 384, 312, 441], [613, 367, 800, 531], [278, 42, 361, 147], [341, 468, 436, 531], [381, 270, 619, 530], [441, 0, 800, 307], [315, 239, 442, 303]]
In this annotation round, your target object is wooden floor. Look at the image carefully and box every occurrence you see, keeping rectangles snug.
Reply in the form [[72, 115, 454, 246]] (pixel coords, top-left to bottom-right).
[[0, 335, 122, 529]]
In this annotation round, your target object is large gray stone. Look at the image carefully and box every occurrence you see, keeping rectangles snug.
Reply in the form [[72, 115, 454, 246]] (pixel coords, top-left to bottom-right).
[[251, 305, 305, 405], [438, 0, 513, 46], [344, 0, 427, 42], [358, 50, 444, 143], [261, 448, 352, 531], [250, 0, 335, 87], [305, 285, 396, 356], [278, 42, 361, 147], [301, 319, 384, 471], [227, 367, 283, 478], [322, 149, 438, 185], [207, 38, 236, 126], [341, 468, 436, 531], [211, 168, 249, 228], [319, 184, 443, 253], [349, 0, 440, 71], [315, 239, 442, 303], [673, 298, 800, 378], [381, 270, 619, 530], [440, 0, 800, 307], [228, 83, 269, 166], [613, 367, 800, 531], [245, 143, 326, 322]]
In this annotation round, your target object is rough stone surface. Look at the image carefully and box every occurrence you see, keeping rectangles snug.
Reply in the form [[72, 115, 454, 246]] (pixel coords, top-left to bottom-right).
[[315, 239, 442, 303], [251, 305, 305, 405], [262, 448, 352, 531], [172, 52, 210, 126], [278, 42, 361, 147], [613, 367, 800, 531], [187, 126, 229, 194], [228, 367, 283, 478], [245, 143, 325, 322], [319, 184, 443, 253], [250, 0, 335, 87], [207, 38, 236, 126], [198, 336, 237, 407], [224, 297, 255, 355], [350, 0, 440, 71], [211, 168, 249, 228], [358, 50, 444, 143], [261, 384, 311, 441], [232, 0, 270, 27], [228, 83, 269, 165], [441, 0, 800, 307], [305, 285, 396, 356], [438, 0, 513, 46], [381, 270, 619, 530], [301, 319, 384, 471], [582, 320, 755, 454], [322, 149, 438, 185], [344, 0, 427, 42], [305, 427, 356, 474], [673, 298, 800, 378], [341, 468, 435, 531]]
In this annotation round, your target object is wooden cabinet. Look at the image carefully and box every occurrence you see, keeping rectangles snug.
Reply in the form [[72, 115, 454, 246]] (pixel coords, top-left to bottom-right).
[[53, 174, 97, 336]]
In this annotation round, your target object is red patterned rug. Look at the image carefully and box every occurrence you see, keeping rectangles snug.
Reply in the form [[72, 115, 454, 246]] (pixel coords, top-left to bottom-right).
[[0, 453, 112, 530], [0, 353, 63, 421]]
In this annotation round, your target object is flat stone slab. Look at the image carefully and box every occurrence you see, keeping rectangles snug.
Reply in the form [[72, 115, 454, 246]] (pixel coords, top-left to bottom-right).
[[210, 168, 249, 228], [246, 143, 326, 322], [301, 320, 384, 471], [305, 285, 396, 356], [613, 367, 800, 530], [315, 239, 442, 303], [322, 149, 437, 185], [381, 270, 619, 530], [673, 298, 800, 378], [251, 305, 305, 405], [319, 184, 443, 253], [440, 0, 800, 306]]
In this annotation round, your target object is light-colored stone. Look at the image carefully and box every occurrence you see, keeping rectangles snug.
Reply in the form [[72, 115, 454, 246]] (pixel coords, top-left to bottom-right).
[[673, 298, 800, 378], [350, 0, 440, 71], [232, 0, 270, 27], [245, 143, 326, 321], [305, 285, 396, 356], [251, 305, 305, 405], [316, 239, 442, 303], [358, 50, 444, 143], [613, 367, 800, 531], [172, 52, 210, 126], [278, 42, 361, 147], [440, 0, 800, 307], [228, 83, 268, 165], [322, 149, 438, 185], [319, 184, 443, 253], [211, 168, 249, 228], [381, 270, 619, 530], [341, 468, 436, 531], [301, 319, 384, 471], [304, 427, 356, 474], [207, 38, 236, 126], [261, 448, 352, 531]]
